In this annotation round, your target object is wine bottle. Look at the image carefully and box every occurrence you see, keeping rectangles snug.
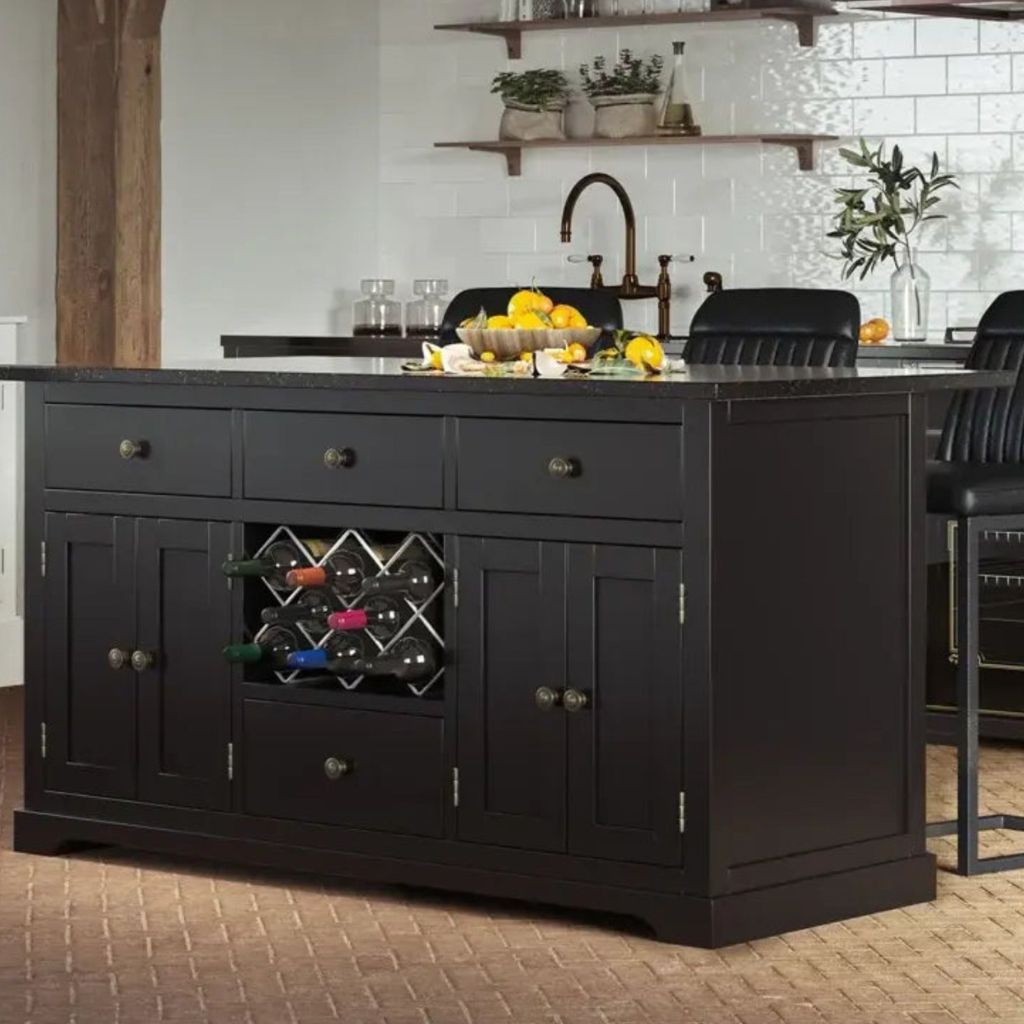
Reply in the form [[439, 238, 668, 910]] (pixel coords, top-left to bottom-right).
[[285, 548, 366, 597], [260, 588, 340, 629], [361, 559, 436, 603], [327, 595, 403, 641], [222, 539, 330, 591], [287, 636, 366, 672], [223, 625, 302, 668]]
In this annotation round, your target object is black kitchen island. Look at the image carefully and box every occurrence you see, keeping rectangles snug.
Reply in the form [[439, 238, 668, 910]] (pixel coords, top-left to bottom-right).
[[1, 357, 1010, 948]]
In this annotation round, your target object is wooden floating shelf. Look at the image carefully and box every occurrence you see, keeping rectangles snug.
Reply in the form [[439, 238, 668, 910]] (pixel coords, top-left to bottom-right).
[[435, 6, 837, 55], [435, 134, 837, 176], [846, 0, 1024, 18]]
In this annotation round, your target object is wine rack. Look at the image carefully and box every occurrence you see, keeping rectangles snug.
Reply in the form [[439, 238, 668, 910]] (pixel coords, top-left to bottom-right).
[[244, 525, 446, 698]]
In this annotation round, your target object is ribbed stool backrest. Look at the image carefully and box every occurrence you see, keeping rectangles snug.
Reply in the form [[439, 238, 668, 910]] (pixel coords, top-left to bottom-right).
[[938, 292, 1024, 464], [684, 288, 860, 368]]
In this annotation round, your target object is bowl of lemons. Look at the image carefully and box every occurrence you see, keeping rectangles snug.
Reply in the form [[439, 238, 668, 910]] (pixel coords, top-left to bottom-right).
[[456, 288, 602, 360]]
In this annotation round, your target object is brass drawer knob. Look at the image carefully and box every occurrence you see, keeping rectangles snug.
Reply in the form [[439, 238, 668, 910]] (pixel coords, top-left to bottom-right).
[[548, 456, 579, 479], [563, 688, 590, 713], [107, 648, 130, 671], [324, 756, 354, 780], [534, 686, 563, 711], [131, 650, 157, 672], [324, 447, 356, 470], [119, 439, 148, 460]]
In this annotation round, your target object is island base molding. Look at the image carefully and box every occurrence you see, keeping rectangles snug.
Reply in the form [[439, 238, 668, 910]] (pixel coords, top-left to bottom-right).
[[13, 810, 936, 948]]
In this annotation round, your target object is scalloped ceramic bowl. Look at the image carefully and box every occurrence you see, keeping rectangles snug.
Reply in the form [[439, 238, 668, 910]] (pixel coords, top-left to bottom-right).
[[456, 326, 602, 360]]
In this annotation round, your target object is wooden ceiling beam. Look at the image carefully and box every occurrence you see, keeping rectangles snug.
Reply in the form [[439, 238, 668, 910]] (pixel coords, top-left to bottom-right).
[[57, 0, 165, 367]]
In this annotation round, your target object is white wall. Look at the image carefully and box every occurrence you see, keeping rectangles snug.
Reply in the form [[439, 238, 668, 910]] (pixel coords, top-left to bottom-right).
[[379, 1, 1024, 337], [162, 0, 380, 359], [0, 0, 56, 361]]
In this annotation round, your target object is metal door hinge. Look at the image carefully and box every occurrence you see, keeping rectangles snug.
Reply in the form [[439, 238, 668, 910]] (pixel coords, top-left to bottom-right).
[[679, 584, 686, 625], [678, 791, 686, 833], [452, 766, 460, 808], [452, 568, 460, 609], [225, 554, 234, 591], [40, 542, 46, 579], [40, 722, 47, 760], [227, 742, 234, 781]]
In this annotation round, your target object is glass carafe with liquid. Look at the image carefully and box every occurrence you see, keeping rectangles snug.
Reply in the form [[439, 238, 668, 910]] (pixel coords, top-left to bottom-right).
[[658, 42, 701, 137], [405, 279, 449, 339], [353, 279, 402, 337]]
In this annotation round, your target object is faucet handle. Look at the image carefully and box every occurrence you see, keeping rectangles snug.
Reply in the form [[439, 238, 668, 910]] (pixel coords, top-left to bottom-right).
[[568, 254, 605, 289], [658, 254, 696, 267]]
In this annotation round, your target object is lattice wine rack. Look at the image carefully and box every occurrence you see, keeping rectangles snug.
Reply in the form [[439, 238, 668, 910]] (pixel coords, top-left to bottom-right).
[[245, 526, 446, 697]]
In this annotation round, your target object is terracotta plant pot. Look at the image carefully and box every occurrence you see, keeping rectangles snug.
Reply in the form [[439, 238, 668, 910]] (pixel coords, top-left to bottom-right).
[[591, 93, 658, 139], [499, 101, 566, 142]]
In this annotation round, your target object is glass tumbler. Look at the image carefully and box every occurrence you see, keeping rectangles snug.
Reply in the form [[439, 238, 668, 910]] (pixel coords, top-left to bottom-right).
[[353, 280, 402, 338], [404, 280, 450, 339]]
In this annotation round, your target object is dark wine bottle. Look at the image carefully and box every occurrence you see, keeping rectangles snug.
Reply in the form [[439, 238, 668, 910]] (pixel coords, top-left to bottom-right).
[[222, 539, 329, 591], [361, 559, 436, 602], [287, 636, 366, 672], [260, 588, 340, 629], [327, 595, 403, 641], [285, 549, 366, 597], [223, 625, 301, 668]]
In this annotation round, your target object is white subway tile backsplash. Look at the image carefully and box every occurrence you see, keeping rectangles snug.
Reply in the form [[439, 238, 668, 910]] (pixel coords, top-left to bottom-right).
[[916, 96, 977, 135], [885, 57, 946, 96], [377, 2, 1024, 334], [949, 55, 1011, 94], [915, 19, 978, 57]]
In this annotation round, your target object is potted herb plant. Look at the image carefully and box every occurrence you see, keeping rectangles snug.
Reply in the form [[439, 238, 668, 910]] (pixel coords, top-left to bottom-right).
[[491, 69, 572, 142], [829, 139, 957, 341], [579, 50, 665, 139]]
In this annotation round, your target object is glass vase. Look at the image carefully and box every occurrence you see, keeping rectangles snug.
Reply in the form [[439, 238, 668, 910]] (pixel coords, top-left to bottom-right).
[[890, 254, 930, 342]]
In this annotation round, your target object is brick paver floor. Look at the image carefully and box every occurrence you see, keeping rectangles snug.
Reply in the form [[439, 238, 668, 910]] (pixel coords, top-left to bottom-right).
[[2, 687, 1024, 1024]]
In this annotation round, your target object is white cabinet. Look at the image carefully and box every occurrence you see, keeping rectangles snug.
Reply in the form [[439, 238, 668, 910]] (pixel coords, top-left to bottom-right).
[[0, 318, 25, 687]]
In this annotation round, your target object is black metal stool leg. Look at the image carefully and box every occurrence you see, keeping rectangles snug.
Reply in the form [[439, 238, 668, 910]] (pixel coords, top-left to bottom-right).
[[926, 516, 1024, 875]]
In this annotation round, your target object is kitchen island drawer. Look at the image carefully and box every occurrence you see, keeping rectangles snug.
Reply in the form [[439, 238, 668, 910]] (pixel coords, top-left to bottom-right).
[[243, 700, 445, 838], [44, 404, 232, 496], [457, 418, 683, 521], [243, 411, 443, 507]]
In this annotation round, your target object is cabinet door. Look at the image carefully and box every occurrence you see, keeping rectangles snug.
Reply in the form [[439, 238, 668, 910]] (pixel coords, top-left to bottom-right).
[[44, 513, 136, 799], [456, 538, 567, 852], [136, 519, 233, 810], [566, 545, 683, 866]]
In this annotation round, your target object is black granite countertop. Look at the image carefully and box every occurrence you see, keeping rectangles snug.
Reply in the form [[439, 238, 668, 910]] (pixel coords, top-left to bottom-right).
[[0, 357, 1010, 400]]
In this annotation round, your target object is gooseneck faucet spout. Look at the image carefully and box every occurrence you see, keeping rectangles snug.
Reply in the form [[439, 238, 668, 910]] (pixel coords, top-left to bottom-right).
[[560, 173, 640, 288]]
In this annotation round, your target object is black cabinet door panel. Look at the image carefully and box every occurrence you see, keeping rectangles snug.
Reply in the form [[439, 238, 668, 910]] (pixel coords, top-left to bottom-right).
[[44, 513, 136, 799], [566, 545, 683, 866], [456, 538, 567, 852], [136, 519, 233, 810]]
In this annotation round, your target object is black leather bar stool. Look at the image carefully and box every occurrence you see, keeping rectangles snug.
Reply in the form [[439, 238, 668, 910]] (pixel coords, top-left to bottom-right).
[[440, 287, 623, 344], [927, 291, 1024, 875], [684, 288, 860, 367]]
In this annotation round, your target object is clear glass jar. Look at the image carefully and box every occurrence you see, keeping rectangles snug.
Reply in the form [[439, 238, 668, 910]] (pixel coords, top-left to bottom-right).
[[890, 253, 930, 341], [405, 279, 449, 339], [659, 41, 701, 135], [353, 279, 402, 338]]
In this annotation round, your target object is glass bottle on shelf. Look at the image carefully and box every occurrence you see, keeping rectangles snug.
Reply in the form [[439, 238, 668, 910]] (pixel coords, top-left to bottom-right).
[[360, 559, 436, 603], [287, 635, 367, 673], [285, 548, 367, 598], [352, 279, 402, 338], [328, 595, 405, 642], [290, 636, 438, 683], [658, 42, 701, 136], [223, 626, 302, 668], [404, 280, 449, 339]]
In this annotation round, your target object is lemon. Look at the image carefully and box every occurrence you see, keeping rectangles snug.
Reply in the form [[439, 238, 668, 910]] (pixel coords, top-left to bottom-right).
[[512, 310, 553, 330], [487, 315, 514, 330], [566, 342, 588, 364], [429, 350, 443, 370], [624, 335, 664, 370], [550, 304, 580, 329], [508, 288, 552, 319], [480, 351, 497, 363], [568, 311, 588, 329]]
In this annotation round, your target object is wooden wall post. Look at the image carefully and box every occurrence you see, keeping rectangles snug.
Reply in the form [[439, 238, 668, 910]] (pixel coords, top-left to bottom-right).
[[57, 0, 166, 367]]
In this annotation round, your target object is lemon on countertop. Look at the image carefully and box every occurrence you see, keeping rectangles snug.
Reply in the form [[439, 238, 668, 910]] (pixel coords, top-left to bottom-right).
[[624, 335, 665, 369]]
